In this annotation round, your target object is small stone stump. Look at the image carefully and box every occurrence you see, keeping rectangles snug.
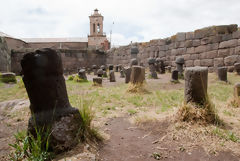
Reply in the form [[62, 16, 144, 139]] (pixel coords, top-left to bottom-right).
[[93, 77, 102, 86], [92, 65, 98, 75], [175, 57, 184, 77], [184, 67, 208, 105], [124, 67, 132, 83], [109, 70, 116, 82], [234, 83, 240, 105], [148, 58, 158, 79], [97, 69, 103, 77], [217, 67, 227, 82], [21, 48, 82, 152], [78, 69, 87, 80], [130, 58, 138, 67], [171, 70, 179, 82], [234, 63, 240, 75], [130, 66, 145, 84]]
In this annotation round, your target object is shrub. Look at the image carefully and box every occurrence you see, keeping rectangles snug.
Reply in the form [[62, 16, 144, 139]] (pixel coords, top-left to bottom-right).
[[9, 128, 53, 161], [73, 75, 88, 83], [68, 75, 74, 81]]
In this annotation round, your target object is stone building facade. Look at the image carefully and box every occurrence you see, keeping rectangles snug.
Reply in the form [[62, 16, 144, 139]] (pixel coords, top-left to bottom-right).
[[107, 24, 240, 72]]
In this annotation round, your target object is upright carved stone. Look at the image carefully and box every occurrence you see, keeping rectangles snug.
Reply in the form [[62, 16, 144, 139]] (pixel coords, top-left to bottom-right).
[[217, 67, 227, 82], [234, 63, 240, 75], [171, 70, 179, 82], [21, 48, 82, 152], [92, 65, 98, 75], [148, 58, 158, 79], [97, 69, 103, 77], [109, 70, 116, 82], [130, 66, 145, 84], [175, 57, 185, 76], [78, 69, 87, 80], [130, 45, 139, 59], [130, 58, 138, 67], [124, 67, 132, 83], [108, 64, 114, 71], [120, 69, 125, 78], [184, 67, 208, 105], [234, 83, 240, 105]]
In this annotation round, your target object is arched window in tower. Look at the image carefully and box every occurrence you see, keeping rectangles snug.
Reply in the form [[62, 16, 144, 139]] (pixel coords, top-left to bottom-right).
[[97, 23, 100, 33], [93, 23, 95, 33]]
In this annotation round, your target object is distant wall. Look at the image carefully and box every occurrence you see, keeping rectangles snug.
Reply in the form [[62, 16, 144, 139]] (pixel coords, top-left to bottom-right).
[[27, 42, 88, 50], [11, 49, 106, 75], [0, 37, 11, 72], [4, 37, 29, 50], [106, 24, 240, 72]]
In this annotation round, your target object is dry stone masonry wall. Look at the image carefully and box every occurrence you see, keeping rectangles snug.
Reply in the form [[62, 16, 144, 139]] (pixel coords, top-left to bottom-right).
[[107, 24, 240, 72]]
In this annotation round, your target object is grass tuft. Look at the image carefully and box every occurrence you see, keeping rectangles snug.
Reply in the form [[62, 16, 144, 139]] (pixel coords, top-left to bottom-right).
[[67, 75, 74, 81], [73, 75, 88, 83], [127, 82, 149, 94]]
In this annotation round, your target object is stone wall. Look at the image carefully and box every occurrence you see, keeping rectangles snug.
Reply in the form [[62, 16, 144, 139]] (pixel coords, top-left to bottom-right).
[[0, 37, 11, 72], [27, 42, 88, 50], [11, 49, 106, 75], [106, 24, 240, 72]]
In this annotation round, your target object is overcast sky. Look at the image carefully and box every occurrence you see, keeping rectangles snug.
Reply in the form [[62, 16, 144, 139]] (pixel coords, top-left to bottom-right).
[[0, 0, 240, 46]]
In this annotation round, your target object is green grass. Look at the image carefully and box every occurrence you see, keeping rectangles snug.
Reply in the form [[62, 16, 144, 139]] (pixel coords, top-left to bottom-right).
[[212, 127, 240, 143]]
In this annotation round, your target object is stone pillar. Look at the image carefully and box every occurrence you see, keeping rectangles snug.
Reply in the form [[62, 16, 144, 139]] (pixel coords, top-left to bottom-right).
[[21, 48, 82, 152], [148, 58, 158, 79], [171, 70, 178, 82], [217, 67, 227, 82], [78, 69, 87, 80], [130, 66, 145, 84], [234, 83, 240, 105], [115, 65, 119, 72], [108, 64, 114, 71], [184, 67, 208, 105], [97, 69, 103, 77], [175, 57, 184, 76], [109, 70, 116, 82], [234, 63, 240, 75], [160, 60, 165, 74], [124, 67, 132, 83], [155, 58, 161, 73], [120, 69, 125, 78]]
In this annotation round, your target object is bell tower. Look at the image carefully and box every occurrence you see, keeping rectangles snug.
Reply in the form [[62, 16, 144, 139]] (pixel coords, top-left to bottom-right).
[[88, 9, 109, 50]]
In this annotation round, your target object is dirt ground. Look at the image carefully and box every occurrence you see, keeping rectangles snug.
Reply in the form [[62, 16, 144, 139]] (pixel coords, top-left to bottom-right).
[[0, 72, 240, 161]]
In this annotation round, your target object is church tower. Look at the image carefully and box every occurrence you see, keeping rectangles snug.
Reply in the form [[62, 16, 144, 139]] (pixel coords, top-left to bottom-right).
[[88, 9, 109, 50]]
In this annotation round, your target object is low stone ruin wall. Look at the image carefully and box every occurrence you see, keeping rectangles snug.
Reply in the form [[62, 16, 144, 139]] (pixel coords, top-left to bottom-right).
[[11, 49, 106, 75], [106, 24, 240, 71]]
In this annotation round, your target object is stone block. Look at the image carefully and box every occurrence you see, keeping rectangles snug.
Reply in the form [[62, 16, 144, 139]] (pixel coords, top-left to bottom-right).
[[224, 55, 239, 66], [185, 40, 193, 48], [186, 47, 195, 54], [192, 40, 201, 47], [186, 32, 194, 40], [208, 67, 214, 73], [219, 39, 238, 49], [208, 35, 222, 43], [218, 49, 230, 57], [232, 30, 240, 39], [194, 60, 201, 66], [183, 54, 191, 60], [200, 59, 213, 67], [185, 60, 194, 67], [214, 58, 224, 67], [222, 34, 232, 41], [179, 41, 185, 48], [176, 32, 186, 41], [195, 45, 207, 53], [158, 39, 166, 46], [206, 43, 219, 51], [205, 50, 218, 59], [159, 45, 168, 51], [235, 46, 240, 54], [190, 54, 199, 60]]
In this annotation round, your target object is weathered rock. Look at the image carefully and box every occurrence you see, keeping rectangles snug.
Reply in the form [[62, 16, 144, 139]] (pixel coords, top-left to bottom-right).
[[224, 55, 239, 66], [219, 39, 238, 49], [184, 67, 208, 105], [124, 67, 132, 83], [21, 48, 82, 152], [214, 58, 224, 67], [87, 68, 91, 74], [228, 66, 234, 72], [131, 46, 139, 59], [120, 69, 125, 78], [92, 65, 98, 75], [175, 57, 184, 75], [93, 77, 102, 86], [108, 64, 114, 71], [78, 69, 87, 80], [103, 71, 108, 77], [130, 66, 145, 84], [0, 72, 16, 83], [100, 65, 106, 71], [234, 63, 240, 75], [97, 69, 103, 77], [109, 70, 116, 82], [217, 67, 228, 82], [148, 58, 158, 79], [171, 70, 179, 82], [166, 66, 171, 73]]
